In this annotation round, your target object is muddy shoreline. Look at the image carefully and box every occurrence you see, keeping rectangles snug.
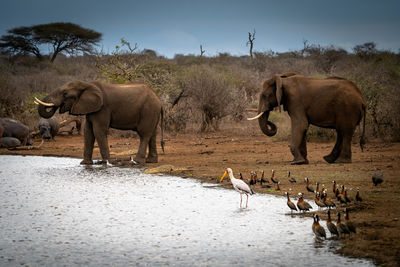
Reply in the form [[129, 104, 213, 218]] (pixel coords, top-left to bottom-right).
[[1, 133, 399, 266]]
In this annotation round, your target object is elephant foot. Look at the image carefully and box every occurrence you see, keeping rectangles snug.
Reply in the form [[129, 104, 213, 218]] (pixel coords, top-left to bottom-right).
[[133, 156, 146, 165], [323, 154, 337, 164], [94, 160, 109, 165], [80, 159, 93, 165], [290, 158, 308, 165], [334, 157, 352, 164], [146, 157, 158, 163]]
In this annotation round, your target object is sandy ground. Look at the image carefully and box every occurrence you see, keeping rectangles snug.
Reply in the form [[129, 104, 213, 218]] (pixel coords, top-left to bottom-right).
[[1, 131, 400, 266]]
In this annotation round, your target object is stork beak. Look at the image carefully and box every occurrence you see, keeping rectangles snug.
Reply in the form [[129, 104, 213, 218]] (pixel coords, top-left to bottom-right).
[[219, 171, 228, 183]]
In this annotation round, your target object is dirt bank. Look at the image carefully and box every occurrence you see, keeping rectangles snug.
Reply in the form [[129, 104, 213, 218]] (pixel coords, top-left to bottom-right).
[[1, 132, 399, 266]]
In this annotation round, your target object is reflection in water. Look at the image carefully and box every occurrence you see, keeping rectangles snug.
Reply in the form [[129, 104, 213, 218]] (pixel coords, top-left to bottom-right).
[[0, 155, 373, 266]]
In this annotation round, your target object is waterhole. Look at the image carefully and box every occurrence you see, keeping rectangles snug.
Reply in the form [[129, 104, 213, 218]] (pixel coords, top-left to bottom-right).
[[0, 155, 372, 266]]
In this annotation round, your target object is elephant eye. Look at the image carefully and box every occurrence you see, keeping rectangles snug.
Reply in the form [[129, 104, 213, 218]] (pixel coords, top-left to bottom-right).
[[63, 90, 67, 97]]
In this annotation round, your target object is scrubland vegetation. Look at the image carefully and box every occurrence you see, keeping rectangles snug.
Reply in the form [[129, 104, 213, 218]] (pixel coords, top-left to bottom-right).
[[1, 40, 399, 141]]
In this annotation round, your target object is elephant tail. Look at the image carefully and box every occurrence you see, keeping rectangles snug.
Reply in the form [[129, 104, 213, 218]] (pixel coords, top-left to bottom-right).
[[160, 107, 165, 154], [359, 105, 366, 152]]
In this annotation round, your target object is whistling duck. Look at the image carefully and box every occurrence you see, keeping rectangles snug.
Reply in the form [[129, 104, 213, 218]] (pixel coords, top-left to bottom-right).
[[355, 189, 363, 202], [270, 170, 279, 184], [336, 212, 350, 238], [372, 168, 383, 186], [258, 170, 268, 185], [288, 171, 297, 183], [315, 191, 327, 209], [249, 171, 257, 185], [285, 192, 298, 213], [275, 182, 281, 191], [336, 185, 347, 204], [322, 190, 336, 209], [312, 215, 326, 239], [327, 210, 339, 237], [316, 183, 320, 194], [297, 193, 313, 212], [305, 177, 314, 193], [332, 180, 337, 194], [344, 208, 356, 234], [344, 190, 351, 203]]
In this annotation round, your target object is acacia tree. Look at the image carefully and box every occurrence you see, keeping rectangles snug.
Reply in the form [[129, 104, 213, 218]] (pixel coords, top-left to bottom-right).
[[0, 26, 43, 59], [0, 22, 102, 62]]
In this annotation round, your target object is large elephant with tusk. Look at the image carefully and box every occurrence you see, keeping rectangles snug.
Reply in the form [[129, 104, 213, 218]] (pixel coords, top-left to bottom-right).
[[35, 80, 164, 165], [248, 72, 367, 164]]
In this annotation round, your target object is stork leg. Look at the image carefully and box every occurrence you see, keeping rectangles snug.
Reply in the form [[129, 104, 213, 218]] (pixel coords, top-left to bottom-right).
[[240, 194, 242, 208], [245, 194, 249, 208]]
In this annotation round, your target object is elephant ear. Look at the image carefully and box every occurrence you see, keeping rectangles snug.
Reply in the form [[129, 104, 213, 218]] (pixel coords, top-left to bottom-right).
[[275, 75, 283, 112], [71, 81, 103, 115]]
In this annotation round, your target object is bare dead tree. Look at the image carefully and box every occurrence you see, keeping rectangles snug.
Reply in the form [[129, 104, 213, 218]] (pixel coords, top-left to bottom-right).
[[246, 29, 256, 58], [120, 38, 138, 53], [200, 45, 205, 57], [301, 38, 311, 57]]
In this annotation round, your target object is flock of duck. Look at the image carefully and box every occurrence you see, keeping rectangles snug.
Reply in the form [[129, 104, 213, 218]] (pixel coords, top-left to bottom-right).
[[219, 167, 384, 240]]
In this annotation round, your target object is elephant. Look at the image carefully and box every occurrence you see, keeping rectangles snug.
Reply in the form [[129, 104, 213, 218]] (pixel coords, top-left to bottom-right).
[[35, 80, 164, 165], [0, 117, 32, 146], [39, 117, 60, 140], [248, 73, 366, 164], [0, 137, 21, 148]]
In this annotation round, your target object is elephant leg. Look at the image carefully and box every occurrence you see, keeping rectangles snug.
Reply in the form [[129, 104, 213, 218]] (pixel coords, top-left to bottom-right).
[[300, 132, 309, 164], [81, 121, 95, 165], [290, 120, 309, 165], [146, 132, 158, 163], [323, 131, 342, 163], [92, 123, 110, 163], [335, 128, 354, 163], [134, 134, 150, 164]]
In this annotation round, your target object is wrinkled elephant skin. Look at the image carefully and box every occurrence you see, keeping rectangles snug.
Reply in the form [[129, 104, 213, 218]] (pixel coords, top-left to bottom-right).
[[254, 73, 366, 164], [37, 81, 164, 165]]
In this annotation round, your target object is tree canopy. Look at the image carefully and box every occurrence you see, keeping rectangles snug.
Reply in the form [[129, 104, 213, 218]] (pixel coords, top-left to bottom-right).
[[0, 22, 102, 62]]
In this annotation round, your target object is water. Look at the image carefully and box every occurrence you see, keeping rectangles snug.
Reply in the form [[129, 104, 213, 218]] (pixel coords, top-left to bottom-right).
[[0, 155, 373, 266]]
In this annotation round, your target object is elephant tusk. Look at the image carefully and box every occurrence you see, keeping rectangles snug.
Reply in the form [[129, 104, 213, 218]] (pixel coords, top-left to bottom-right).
[[34, 100, 39, 105], [34, 97, 55, 107], [247, 111, 264, 121]]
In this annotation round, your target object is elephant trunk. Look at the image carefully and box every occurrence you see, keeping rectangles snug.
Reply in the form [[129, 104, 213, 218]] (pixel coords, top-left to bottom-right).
[[37, 97, 58, 119], [258, 110, 277, 136]]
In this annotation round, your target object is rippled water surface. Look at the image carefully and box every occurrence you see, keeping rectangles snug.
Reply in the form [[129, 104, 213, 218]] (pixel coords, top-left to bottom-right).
[[0, 155, 373, 266]]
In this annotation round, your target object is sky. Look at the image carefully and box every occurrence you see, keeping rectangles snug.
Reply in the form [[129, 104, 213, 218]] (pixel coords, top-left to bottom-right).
[[1, 0, 400, 58]]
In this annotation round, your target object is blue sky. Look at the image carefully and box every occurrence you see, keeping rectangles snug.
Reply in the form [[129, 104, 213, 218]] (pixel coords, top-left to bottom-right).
[[2, 0, 400, 58]]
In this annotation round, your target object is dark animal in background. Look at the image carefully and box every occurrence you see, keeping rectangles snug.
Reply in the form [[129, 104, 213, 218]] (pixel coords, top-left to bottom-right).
[[248, 73, 367, 164], [0, 137, 21, 148], [39, 117, 60, 140], [36, 80, 164, 165], [372, 168, 383, 186], [0, 118, 32, 146]]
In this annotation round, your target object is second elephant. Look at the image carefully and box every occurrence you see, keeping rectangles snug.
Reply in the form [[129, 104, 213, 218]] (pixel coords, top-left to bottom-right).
[[248, 73, 366, 164], [36, 80, 164, 164]]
